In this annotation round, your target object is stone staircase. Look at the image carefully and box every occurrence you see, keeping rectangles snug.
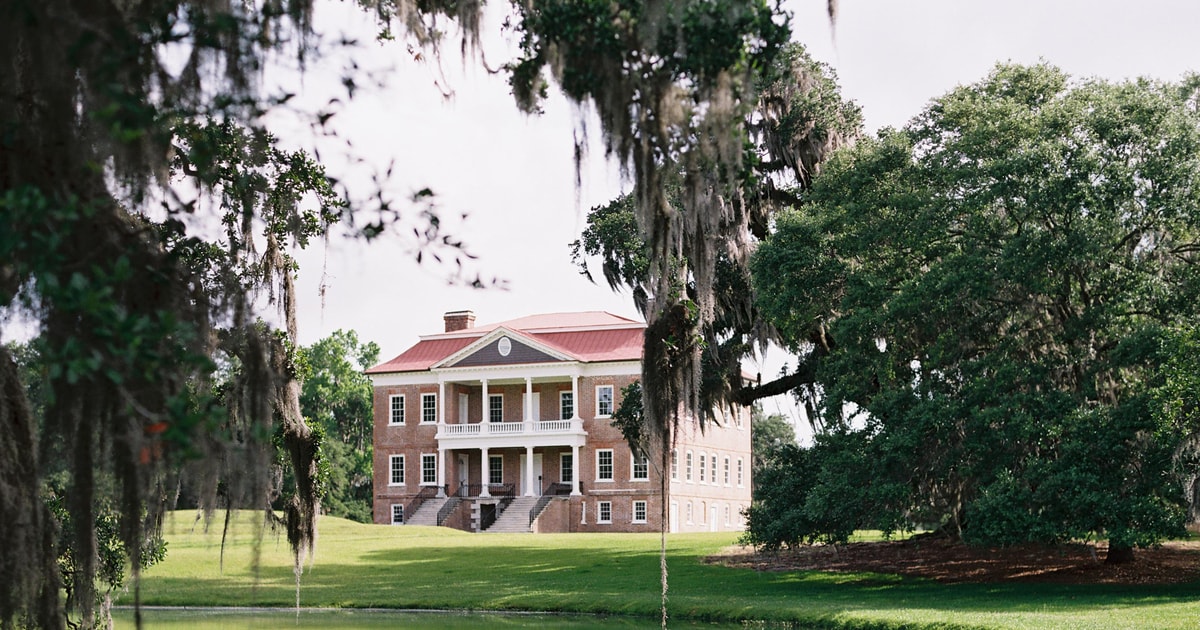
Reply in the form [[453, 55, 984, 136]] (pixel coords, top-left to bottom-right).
[[404, 497, 448, 526], [481, 496, 539, 533]]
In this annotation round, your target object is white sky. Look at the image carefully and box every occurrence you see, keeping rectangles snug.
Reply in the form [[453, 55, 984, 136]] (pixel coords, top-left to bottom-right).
[[8, 0, 1197, 432], [280, 0, 1200, 431]]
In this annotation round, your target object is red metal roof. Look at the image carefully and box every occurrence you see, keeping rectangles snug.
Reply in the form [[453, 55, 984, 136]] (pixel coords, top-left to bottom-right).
[[366, 311, 645, 374]]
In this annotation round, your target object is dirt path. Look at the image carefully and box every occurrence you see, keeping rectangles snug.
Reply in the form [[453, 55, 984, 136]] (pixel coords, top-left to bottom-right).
[[708, 537, 1200, 584]]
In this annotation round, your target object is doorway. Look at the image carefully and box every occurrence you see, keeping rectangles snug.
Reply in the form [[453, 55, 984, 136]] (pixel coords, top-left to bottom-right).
[[519, 453, 544, 495]]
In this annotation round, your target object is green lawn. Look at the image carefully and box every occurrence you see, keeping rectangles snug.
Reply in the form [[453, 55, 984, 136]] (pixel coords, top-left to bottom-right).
[[121, 512, 1200, 629]]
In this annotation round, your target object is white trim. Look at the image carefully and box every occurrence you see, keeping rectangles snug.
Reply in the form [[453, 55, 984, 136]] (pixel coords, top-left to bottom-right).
[[559, 390, 574, 421], [389, 454, 405, 486], [489, 393, 504, 423], [632, 500, 648, 524], [488, 454, 504, 486], [433, 326, 576, 368], [390, 503, 405, 525], [630, 451, 649, 481], [597, 500, 612, 524], [370, 359, 641, 383], [685, 450, 694, 483], [388, 394, 405, 425], [595, 385, 614, 418], [421, 393, 437, 424], [560, 452, 574, 484], [595, 448, 614, 482], [420, 453, 437, 485]]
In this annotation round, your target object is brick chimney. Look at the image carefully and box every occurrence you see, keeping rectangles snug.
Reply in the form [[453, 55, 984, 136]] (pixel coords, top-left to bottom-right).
[[443, 310, 476, 332]]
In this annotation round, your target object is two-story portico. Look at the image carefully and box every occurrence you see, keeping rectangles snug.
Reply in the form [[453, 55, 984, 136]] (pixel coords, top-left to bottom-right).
[[369, 310, 751, 533]]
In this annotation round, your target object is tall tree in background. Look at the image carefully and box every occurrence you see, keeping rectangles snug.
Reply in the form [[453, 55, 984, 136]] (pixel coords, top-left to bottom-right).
[[752, 64, 1200, 561], [298, 330, 379, 523]]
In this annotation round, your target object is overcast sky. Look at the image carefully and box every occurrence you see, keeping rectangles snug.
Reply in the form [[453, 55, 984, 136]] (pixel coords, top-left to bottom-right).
[[9, 2, 1195, 429], [281, 1, 1200, 429]]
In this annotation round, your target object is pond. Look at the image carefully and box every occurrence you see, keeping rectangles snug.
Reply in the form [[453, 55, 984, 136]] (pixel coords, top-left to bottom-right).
[[112, 608, 757, 629]]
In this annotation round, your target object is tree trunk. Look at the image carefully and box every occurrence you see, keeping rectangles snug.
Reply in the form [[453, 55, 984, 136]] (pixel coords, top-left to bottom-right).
[[1105, 543, 1135, 564]]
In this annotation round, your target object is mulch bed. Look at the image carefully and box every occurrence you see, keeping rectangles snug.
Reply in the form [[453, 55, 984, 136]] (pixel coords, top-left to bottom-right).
[[707, 536, 1200, 585]]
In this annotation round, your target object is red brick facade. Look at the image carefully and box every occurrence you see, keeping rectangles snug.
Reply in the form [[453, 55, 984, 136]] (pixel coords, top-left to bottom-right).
[[368, 312, 752, 533]]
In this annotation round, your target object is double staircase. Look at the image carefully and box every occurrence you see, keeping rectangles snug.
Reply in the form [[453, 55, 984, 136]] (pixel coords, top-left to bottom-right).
[[404, 497, 450, 526], [482, 496, 540, 533]]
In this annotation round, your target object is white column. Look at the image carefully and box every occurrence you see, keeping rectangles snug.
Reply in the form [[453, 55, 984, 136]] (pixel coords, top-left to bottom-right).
[[438, 379, 446, 426], [524, 445, 535, 496], [570, 444, 581, 496], [524, 376, 534, 425], [481, 379, 489, 424], [480, 447, 491, 498], [571, 372, 580, 420], [437, 448, 446, 497]]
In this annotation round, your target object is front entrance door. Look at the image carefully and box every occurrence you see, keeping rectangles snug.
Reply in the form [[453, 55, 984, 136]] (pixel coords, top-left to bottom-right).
[[709, 505, 719, 532], [457, 454, 469, 494], [519, 453, 544, 495]]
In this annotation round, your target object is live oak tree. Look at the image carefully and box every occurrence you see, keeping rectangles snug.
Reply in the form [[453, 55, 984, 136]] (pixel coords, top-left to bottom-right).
[[2, 0, 828, 627], [751, 64, 1200, 562]]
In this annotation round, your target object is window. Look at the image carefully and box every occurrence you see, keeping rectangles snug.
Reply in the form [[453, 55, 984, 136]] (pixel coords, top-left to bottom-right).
[[685, 451, 693, 482], [701, 501, 707, 523], [633, 500, 647, 523], [560, 391, 574, 420], [389, 395, 405, 425], [699, 454, 706, 483], [598, 501, 612, 524], [560, 453, 573, 483], [389, 455, 405, 485], [489, 455, 503, 485], [596, 449, 613, 481], [686, 501, 693, 524], [723, 456, 731, 486], [596, 385, 614, 417], [631, 451, 649, 481], [670, 449, 678, 480], [391, 504, 404, 525], [421, 393, 437, 424], [737, 458, 744, 487], [710, 453, 717, 485], [421, 453, 437, 485], [489, 394, 504, 423], [724, 504, 731, 525]]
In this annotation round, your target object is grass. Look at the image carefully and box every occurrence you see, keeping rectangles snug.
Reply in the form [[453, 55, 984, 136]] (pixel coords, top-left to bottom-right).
[[120, 511, 1200, 629]]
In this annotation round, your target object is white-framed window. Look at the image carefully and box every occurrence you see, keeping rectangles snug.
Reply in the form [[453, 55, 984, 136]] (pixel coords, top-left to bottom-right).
[[489, 455, 504, 485], [724, 504, 731, 525], [699, 453, 706, 483], [598, 501, 612, 524], [596, 449, 614, 481], [596, 385, 614, 417], [391, 504, 404, 525], [686, 501, 693, 524], [701, 501, 707, 523], [685, 451, 693, 482], [560, 452, 574, 483], [421, 393, 437, 424], [389, 454, 405, 485], [631, 451, 649, 481], [489, 394, 504, 423], [723, 456, 731, 486], [421, 453, 437, 485], [736, 406, 744, 429], [389, 395, 405, 425], [633, 500, 647, 523], [560, 391, 574, 420], [670, 449, 678, 480], [710, 453, 717, 485], [737, 457, 744, 487]]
